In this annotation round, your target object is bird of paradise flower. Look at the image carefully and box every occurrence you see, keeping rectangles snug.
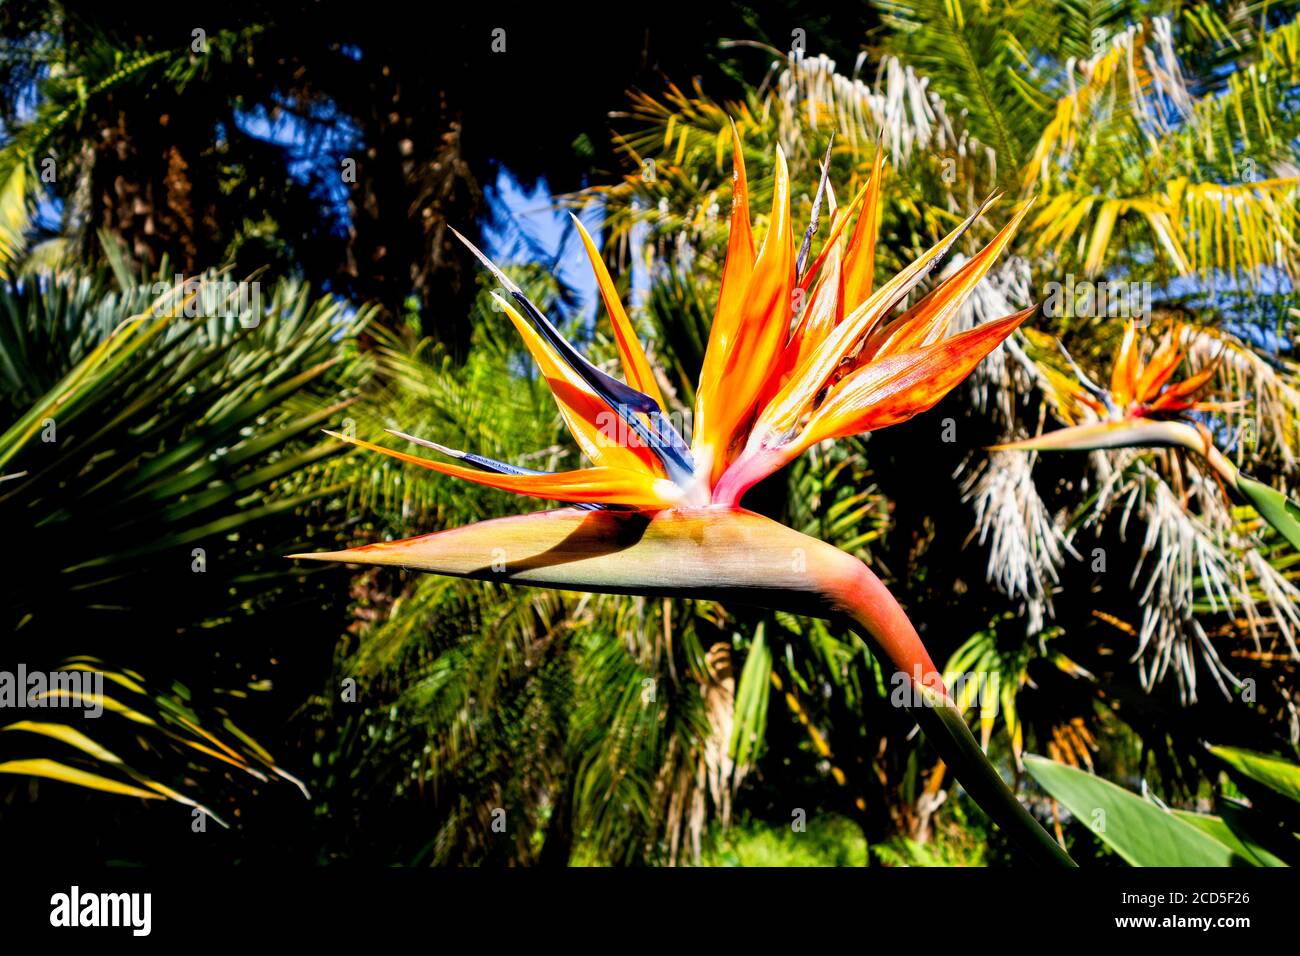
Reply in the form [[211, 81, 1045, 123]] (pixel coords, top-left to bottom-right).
[[293, 130, 1073, 865], [998, 321, 1300, 551]]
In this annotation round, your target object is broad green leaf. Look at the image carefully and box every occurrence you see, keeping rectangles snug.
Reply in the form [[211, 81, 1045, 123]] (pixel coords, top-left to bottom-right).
[[1172, 809, 1286, 867], [1210, 746, 1300, 804], [1217, 800, 1295, 867], [1237, 474, 1300, 552], [1024, 755, 1241, 866]]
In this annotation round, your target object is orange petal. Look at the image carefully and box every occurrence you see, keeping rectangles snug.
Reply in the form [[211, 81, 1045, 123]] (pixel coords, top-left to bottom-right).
[[842, 147, 886, 313], [494, 293, 663, 476], [1110, 321, 1141, 406], [323, 431, 679, 508], [715, 307, 1033, 505], [694, 121, 756, 471], [863, 199, 1033, 361], [698, 144, 795, 483], [1150, 360, 1219, 410], [571, 214, 666, 411], [782, 242, 844, 383], [797, 179, 869, 294], [753, 195, 1000, 445], [801, 306, 1035, 447], [773, 187, 867, 401], [1134, 326, 1184, 403]]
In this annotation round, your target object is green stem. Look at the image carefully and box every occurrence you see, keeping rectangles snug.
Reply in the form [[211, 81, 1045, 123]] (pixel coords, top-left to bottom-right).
[[909, 680, 1076, 867]]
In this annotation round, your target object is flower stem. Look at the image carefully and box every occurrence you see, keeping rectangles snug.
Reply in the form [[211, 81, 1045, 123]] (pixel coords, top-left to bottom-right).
[[831, 559, 1076, 867]]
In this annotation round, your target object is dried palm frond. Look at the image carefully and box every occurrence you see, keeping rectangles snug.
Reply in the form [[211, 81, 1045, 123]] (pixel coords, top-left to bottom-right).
[[962, 451, 1077, 632], [1184, 326, 1300, 471], [1128, 465, 1244, 698], [774, 51, 992, 175], [1116, 459, 1300, 701]]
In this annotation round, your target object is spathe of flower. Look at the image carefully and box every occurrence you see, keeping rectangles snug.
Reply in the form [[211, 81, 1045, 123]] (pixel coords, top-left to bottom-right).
[[996, 321, 1300, 551], [293, 132, 1069, 865]]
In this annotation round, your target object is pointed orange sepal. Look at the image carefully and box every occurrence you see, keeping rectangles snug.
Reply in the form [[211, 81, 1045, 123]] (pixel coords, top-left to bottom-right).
[[841, 147, 886, 313], [323, 431, 680, 508], [1150, 359, 1220, 410], [694, 120, 756, 472], [755, 195, 1002, 446], [492, 294, 664, 477], [697, 144, 795, 483], [1110, 321, 1141, 406], [571, 214, 666, 411], [863, 199, 1034, 362], [800, 306, 1036, 447]]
